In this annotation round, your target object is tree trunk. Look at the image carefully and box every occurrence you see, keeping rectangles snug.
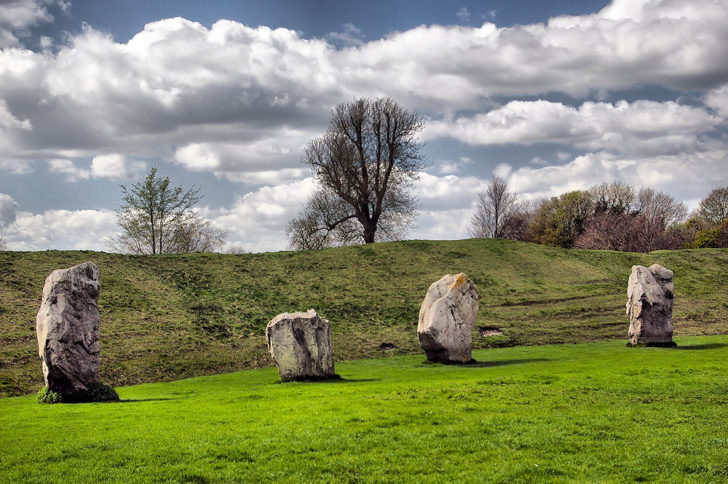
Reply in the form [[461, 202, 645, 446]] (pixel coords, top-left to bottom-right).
[[363, 222, 377, 243]]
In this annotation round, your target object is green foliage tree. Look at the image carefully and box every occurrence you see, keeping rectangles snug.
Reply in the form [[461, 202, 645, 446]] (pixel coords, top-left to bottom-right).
[[692, 220, 728, 248], [109, 167, 226, 254], [287, 97, 425, 249], [529, 191, 594, 248]]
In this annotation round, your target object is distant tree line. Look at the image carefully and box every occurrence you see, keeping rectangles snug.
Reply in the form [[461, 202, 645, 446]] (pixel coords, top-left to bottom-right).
[[470, 178, 728, 252]]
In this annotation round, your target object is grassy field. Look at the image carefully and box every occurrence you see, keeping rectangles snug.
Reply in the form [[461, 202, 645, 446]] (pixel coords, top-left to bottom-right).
[[2, 336, 728, 482], [1, 239, 728, 396]]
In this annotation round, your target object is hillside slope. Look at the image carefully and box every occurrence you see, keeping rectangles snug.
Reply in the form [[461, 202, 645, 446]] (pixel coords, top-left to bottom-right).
[[1, 239, 727, 396]]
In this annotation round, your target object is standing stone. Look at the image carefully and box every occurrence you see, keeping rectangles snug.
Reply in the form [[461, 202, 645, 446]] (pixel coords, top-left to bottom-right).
[[265, 309, 337, 381], [418, 273, 480, 363], [626, 264, 676, 347], [36, 262, 101, 399]]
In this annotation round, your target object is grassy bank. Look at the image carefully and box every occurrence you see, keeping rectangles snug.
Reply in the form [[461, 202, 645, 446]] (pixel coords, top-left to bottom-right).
[[1, 239, 727, 396], [2, 336, 728, 482]]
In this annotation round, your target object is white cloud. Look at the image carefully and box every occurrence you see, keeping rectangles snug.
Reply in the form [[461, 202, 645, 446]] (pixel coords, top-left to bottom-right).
[[424, 99, 723, 156], [504, 150, 728, 201], [173, 130, 314, 184], [208, 177, 317, 252], [326, 23, 366, 48], [456, 7, 471, 23], [0, 0, 54, 47], [90, 154, 147, 180], [0, 0, 727, 177], [1, 208, 117, 251], [49, 158, 90, 182]]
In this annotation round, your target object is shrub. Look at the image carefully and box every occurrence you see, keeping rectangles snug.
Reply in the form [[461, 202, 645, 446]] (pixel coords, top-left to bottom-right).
[[87, 382, 120, 402], [37, 382, 119, 404], [37, 387, 63, 404]]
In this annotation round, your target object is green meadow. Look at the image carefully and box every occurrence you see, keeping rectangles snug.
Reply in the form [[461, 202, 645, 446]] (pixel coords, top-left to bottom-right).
[[1, 239, 728, 397], [2, 337, 728, 482]]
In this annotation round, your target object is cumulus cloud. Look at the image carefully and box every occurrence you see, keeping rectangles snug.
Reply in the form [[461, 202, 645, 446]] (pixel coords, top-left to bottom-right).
[[173, 128, 315, 184], [49, 158, 90, 182], [0, 0, 55, 47], [208, 177, 317, 252], [503, 150, 728, 201], [90, 154, 147, 180], [0, 208, 117, 251], [0, 0, 727, 182], [425, 99, 724, 156]]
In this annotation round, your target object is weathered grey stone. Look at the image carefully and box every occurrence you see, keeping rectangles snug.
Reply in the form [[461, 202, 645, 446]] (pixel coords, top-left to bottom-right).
[[626, 264, 676, 346], [265, 309, 337, 381], [36, 262, 101, 398], [418, 273, 480, 362]]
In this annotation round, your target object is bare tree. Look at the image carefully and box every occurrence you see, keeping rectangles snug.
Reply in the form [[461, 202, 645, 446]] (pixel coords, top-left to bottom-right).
[[697, 186, 728, 225], [500, 200, 537, 241], [469, 175, 517, 239], [108, 167, 225, 254], [590, 181, 636, 215], [287, 97, 425, 249], [574, 213, 643, 252], [170, 218, 227, 253], [0, 235, 5, 250], [634, 187, 688, 252]]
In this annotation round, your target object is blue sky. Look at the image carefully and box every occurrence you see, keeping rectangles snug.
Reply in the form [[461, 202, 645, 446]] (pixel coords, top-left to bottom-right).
[[0, 0, 726, 251]]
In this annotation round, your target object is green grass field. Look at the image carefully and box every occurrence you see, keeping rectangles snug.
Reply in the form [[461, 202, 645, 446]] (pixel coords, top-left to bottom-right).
[[2, 239, 728, 397], [2, 336, 728, 482]]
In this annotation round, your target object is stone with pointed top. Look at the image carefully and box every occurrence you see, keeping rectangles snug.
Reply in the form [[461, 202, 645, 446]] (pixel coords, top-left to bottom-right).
[[265, 309, 337, 381], [418, 273, 480, 362], [626, 264, 676, 346], [36, 262, 101, 398]]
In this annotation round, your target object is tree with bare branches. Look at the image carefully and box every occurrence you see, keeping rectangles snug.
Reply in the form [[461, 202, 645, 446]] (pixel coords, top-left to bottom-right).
[[697, 186, 728, 225], [287, 97, 425, 249], [634, 187, 687, 252], [468, 175, 517, 239]]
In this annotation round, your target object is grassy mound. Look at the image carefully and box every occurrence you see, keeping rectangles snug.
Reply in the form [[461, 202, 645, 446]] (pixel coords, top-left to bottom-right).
[[2, 336, 728, 481], [1, 239, 727, 396]]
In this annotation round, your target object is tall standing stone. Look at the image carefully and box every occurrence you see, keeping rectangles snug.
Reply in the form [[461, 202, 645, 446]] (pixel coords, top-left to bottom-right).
[[265, 309, 337, 381], [36, 262, 102, 399], [626, 264, 676, 347], [418, 273, 480, 363]]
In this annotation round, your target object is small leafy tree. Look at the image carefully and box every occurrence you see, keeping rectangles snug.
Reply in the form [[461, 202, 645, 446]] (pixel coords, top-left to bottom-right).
[[109, 167, 226, 254], [529, 191, 594, 248]]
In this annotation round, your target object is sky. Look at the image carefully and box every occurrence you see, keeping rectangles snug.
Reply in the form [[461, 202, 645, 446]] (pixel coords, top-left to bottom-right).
[[0, 0, 726, 252]]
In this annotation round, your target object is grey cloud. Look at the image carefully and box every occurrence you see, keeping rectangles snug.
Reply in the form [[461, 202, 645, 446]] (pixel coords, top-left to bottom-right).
[[0, 193, 18, 226]]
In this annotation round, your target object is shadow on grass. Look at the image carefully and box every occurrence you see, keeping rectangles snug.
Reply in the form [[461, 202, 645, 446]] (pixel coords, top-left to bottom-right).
[[320, 378, 379, 384], [113, 397, 182, 403], [418, 358, 552, 368], [276, 377, 379, 384], [674, 343, 728, 351]]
